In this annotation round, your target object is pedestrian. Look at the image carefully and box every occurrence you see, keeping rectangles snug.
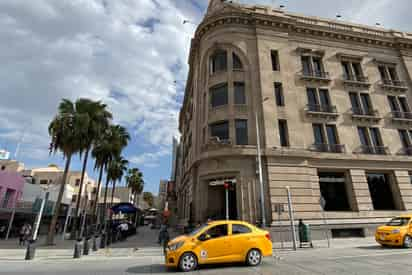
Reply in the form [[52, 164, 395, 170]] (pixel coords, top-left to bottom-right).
[[158, 224, 170, 254], [19, 224, 27, 246], [24, 223, 32, 245], [0, 224, 6, 239], [55, 222, 60, 234]]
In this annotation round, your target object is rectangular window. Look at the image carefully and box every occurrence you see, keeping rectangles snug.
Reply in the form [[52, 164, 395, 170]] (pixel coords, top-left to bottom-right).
[[319, 89, 330, 106], [210, 50, 227, 74], [234, 82, 246, 105], [313, 124, 325, 144], [39, 179, 48, 185], [349, 92, 361, 114], [301, 56, 312, 75], [398, 129, 411, 148], [271, 50, 279, 71], [388, 67, 399, 81], [318, 172, 351, 211], [75, 179, 80, 186], [409, 172, 412, 185], [352, 62, 363, 80], [274, 82, 284, 106], [326, 125, 338, 145], [235, 120, 248, 145], [312, 57, 323, 76], [388, 96, 399, 112], [370, 128, 383, 147], [398, 97, 410, 113], [367, 173, 398, 210], [278, 120, 289, 147], [342, 61, 352, 79], [357, 127, 370, 146], [2, 189, 14, 208], [210, 121, 229, 141], [360, 94, 372, 115], [378, 65, 388, 80], [307, 88, 318, 110], [210, 84, 228, 108]]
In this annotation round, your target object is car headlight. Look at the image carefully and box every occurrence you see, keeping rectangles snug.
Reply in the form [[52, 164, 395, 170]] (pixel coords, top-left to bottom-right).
[[168, 241, 185, 251], [391, 229, 401, 234]]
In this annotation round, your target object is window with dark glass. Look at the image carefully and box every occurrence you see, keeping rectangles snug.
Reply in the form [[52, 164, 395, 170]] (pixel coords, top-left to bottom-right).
[[75, 179, 80, 186], [378, 65, 388, 80], [210, 83, 228, 108], [210, 121, 229, 141], [360, 94, 372, 115], [367, 173, 399, 210], [271, 50, 279, 71], [234, 82, 246, 105], [399, 97, 410, 113], [388, 96, 399, 112], [210, 50, 227, 74], [349, 92, 361, 114], [204, 224, 228, 239], [409, 172, 412, 184], [233, 53, 243, 70], [352, 62, 363, 80], [319, 89, 331, 107], [357, 127, 370, 146], [318, 172, 351, 211], [370, 128, 383, 147], [39, 179, 48, 185], [307, 88, 318, 109], [312, 57, 323, 75], [326, 125, 338, 145], [388, 67, 399, 81], [235, 120, 248, 145], [398, 129, 411, 148], [278, 120, 289, 147], [378, 65, 400, 84], [232, 224, 252, 234], [274, 82, 284, 106], [2, 189, 14, 208], [301, 56, 312, 75], [350, 93, 373, 115], [313, 124, 325, 144], [342, 61, 352, 79]]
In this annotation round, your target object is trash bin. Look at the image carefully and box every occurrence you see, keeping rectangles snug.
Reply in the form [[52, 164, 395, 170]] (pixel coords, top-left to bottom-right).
[[298, 223, 313, 248]]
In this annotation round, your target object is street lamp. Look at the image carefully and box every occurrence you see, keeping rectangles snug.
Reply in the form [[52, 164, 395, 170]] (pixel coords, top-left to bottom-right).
[[255, 97, 269, 227], [25, 184, 50, 260]]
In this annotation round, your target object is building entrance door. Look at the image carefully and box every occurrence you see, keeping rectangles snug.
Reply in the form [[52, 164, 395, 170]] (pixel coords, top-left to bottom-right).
[[207, 179, 238, 220]]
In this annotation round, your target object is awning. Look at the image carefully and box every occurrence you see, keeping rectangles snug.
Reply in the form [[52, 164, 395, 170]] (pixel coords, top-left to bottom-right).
[[111, 203, 138, 214]]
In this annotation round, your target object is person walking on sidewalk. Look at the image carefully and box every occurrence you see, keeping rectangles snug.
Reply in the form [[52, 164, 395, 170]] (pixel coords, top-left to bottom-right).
[[158, 224, 170, 254]]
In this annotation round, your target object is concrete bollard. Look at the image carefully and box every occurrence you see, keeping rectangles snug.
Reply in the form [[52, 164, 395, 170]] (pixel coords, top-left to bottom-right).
[[83, 238, 90, 255], [25, 240, 36, 260], [73, 239, 83, 259]]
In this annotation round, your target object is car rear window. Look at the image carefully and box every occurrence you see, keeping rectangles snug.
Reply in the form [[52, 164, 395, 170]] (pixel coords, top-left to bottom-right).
[[232, 224, 252, 234]]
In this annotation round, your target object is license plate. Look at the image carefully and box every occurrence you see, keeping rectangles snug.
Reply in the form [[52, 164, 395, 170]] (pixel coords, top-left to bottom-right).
[[380, 234, 385, 241]]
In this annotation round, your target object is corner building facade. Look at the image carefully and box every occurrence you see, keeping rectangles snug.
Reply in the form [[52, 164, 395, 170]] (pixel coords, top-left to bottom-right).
[[177, 0, 412, 237]]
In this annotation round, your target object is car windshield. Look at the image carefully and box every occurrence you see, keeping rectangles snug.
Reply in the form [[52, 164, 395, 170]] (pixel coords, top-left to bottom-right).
[[187, 224, 209, 237], [386, 217, 410, 226]]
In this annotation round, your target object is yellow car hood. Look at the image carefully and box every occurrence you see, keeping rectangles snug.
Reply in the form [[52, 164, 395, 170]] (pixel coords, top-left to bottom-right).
[[168, 235, 189, 245], [377, 225, 407, 232]]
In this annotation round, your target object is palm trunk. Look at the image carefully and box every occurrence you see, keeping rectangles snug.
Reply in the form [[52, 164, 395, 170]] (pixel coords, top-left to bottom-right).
[[47, 154, 72, 245], [110, 180, 116, 206], [70, 147, 90, 239], [102, 173, 110, 223], [92, 165, 104, 224]]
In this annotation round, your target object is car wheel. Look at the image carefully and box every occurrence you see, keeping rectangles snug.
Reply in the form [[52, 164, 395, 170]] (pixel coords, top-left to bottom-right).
[[246, 249, 262, 266], [178, 252, 198, 272], [403, 235, 412, 248]]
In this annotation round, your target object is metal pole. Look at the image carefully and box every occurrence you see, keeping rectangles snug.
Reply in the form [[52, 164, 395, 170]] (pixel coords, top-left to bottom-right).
[[321, 210, 331, 248], [32, 191, 49, 241], [225, 187, 229, 220], [255, 111, 266, 227], [62, 206, 72, 240], [5, 207, 16, 240], [286, 186, 297, 250]]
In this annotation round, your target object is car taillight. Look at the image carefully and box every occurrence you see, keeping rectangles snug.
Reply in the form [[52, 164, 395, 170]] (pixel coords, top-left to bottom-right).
[[265, 233, 271, 241]]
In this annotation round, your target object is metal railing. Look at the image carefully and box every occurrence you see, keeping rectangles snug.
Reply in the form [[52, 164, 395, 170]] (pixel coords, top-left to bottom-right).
[[351, 107, 379, 117], [306, 104, 337, 114], [391, 111, 412, 120], [301, 70, 330, 79], [359, 145, 389, 155], [343, 74, 369, 83], [312, 143, 345, 153], [381, 79, 407, 88]]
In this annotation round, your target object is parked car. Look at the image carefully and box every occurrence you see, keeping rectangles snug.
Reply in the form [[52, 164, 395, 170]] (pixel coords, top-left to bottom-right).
[[375, 215, 412, 248], [165, 220, 272, 272]]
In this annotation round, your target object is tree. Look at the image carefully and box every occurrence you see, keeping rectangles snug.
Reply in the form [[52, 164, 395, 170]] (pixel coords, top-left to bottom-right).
[[46, 99, 83, 245], [100, 125, 130, 222], [143, 192, 154, 208], [126, 168, 144, 207], [107, 156, 129, 206], [70, 98, 112, 239]]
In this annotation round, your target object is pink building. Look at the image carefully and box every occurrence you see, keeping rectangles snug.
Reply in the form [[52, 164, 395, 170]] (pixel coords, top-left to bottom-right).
[[0, 170, 25, 209]]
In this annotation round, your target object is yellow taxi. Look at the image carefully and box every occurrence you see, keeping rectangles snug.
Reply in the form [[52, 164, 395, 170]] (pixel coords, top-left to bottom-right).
[[375, 215, 412, 248], [165, 220, 273, 272]]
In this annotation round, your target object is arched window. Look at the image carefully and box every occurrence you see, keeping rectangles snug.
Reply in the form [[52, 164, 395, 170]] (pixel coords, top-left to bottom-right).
[[210, 50, 227, 74], [232, 53, 243, 70]]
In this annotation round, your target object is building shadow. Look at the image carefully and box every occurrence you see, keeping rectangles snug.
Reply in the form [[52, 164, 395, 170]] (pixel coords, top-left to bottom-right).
[[356, 245, 403, 250]]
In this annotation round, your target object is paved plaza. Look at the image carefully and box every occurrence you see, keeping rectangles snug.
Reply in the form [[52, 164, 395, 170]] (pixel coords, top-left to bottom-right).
[[1, 226, 412, 274]]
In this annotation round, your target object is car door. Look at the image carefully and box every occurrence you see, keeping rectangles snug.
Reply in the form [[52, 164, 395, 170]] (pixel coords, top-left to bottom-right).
[[227, 223, 254, 261], [196, 224, 231, 264]]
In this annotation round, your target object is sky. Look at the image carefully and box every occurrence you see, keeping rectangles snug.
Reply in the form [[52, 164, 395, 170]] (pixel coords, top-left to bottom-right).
[[0, 0, 410, 194]]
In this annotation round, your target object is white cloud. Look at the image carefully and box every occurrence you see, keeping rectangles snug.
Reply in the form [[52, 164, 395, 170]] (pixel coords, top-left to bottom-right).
[[129, 148, 170, 168], [0, 0, 196, 165]]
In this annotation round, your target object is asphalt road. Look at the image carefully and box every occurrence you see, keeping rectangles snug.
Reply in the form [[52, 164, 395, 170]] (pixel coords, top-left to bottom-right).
[[1, 244, 412, 275]]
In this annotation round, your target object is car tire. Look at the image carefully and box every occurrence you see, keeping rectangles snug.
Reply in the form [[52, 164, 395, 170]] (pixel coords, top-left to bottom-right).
[[246, 249, 262, 267], [403, 235, 412, 248], [178, 252, 198, 272]]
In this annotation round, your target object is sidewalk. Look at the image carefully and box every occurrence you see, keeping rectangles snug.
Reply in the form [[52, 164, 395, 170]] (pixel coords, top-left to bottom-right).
[[0, 226, 169, 262]]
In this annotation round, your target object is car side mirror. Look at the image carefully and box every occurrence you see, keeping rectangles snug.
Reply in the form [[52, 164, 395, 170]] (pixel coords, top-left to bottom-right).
[[198, 234, 211, 242]]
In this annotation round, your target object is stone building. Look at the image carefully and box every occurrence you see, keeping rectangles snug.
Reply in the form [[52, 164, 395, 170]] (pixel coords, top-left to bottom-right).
[[176, 0, 412, 236]]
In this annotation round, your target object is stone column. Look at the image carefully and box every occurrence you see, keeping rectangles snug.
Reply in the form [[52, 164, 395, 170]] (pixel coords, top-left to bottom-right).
[[349, 169, 373, 212], [394, 170, 412, 210]]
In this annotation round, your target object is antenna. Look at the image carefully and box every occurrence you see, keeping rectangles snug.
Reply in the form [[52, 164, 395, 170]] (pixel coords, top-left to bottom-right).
[[14, 123, 29, 160]]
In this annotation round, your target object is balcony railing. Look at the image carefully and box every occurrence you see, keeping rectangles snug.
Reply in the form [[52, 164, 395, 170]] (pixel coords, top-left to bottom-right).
[[391, 111, 412, 120], [343, 74, 370, 87], [311, 143, 345, 153], [401, 147, 412, 156], [300, 70, 331, 81], [359, 145, 389, 155], [351, 108, 381, 122], [306, 104, 337, 114], [380, 79, 408, 91]]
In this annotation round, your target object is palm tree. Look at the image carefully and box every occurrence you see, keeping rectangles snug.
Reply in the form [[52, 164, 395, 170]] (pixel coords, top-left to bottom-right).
[[70, 99, 112, 239], [108, 156, 129, 206], [100, 125, 130, 222], [126, 168, 144, 207], [143, 192, 154, 208], [46, 99, 83, 245]]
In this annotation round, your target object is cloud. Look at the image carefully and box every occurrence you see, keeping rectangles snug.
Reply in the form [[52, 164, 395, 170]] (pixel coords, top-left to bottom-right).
[[129, 148, 170, 168]]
